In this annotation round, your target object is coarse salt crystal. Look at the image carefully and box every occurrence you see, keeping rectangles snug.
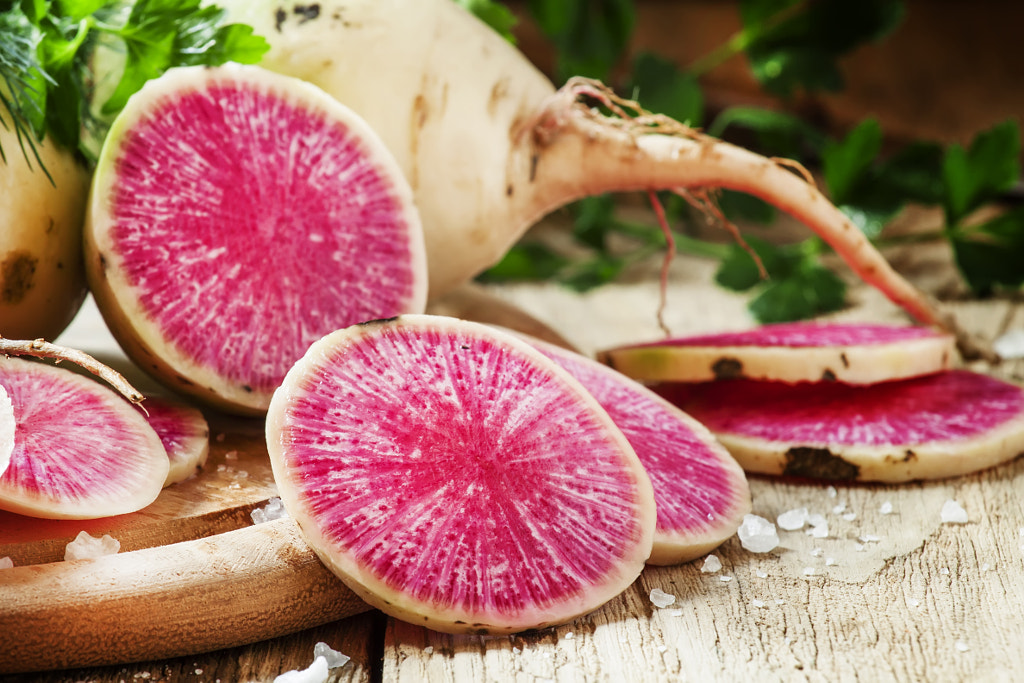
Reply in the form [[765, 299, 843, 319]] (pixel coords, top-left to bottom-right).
[[423, 646, 434, 654], [0, 556, 12, 569], [808, 522, 829, 539], [251, 497, 289, 525], [777, 508, 809, 531], [859, 534, 881, 543], [273, 656, 328, 683], [752, 599, 766, 608], [908, 598, 920, 607], [810, 548, 823, 557], [224, 450, 238, 460], [65, 531, 120, 561], [827, 486, 838, 498], [775, 599, 785, 605], [955, 640, 969, 652], [832, 502, 847, 514], [994, 329, 1024, 359], [314, 642, 350, 669], [941, 499, 968, 524], [738, 514, 780, 553], [802, 567, 816, 576], [719, 575, 733, 583], [879, 501, 894, 515], [657, 645, 669, 654], [756, 570, 769, 579], [667, 608, 685, 617], [981, 563, 992, 572], [564, 632, 574, 640], [512, 647, 522, 655], [940, 567, 950, 575], [825, 557, 837, 566], [854, 543, 865, 552], [807, 513, 827, 527], [701, 555, 723, 573], [841, 512, 857, 522], [649, 588, 676, 608]]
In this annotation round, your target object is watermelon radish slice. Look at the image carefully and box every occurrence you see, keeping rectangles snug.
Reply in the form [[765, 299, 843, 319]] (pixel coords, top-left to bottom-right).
[[599, 322, 955, 385], [85, 64, 427, 415], [266, 315, 656, 634], [0, 357, 168, 519], [510, 331, 751, 565], [141, 396, 210, 487], [655, 370, 1024, 482], [0, 385, 13, 478]]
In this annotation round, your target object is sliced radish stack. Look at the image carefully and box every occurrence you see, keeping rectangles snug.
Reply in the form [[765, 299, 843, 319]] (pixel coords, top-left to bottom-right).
[[513, 331, 751, 565], [85, 64, 427, 415], [141, 396, 210, 487], [656, 370, 1024, 482], [599, 322, 956, 384], [0, 385, 13, 478], [267, 315, 655, 634], [0, 357, 168, 519]]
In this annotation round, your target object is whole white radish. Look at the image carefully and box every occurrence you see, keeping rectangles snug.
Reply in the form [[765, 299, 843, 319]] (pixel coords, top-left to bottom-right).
[[220, 0, 949, 331], [0, 120, 89, 341]]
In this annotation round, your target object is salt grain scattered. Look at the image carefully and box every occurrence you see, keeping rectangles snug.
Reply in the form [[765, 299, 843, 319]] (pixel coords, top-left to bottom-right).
[[940, 567, 950, 575], [832, 502, 847, 514], [701, 555, 723, 573], [65, 531, 120, 561], [775, 599, 785, 605], [752, 599, 765, 608], [755, 570, 769, 579], [994, 329, 1024, 359], [955, 640, 970, 653], [657, 645, 669, 654], [0, 556, 12, 569], [512, 647, 522, 655], [802, 567, 816, 577], [719, 575, 733, 583], [272, 656, 328, 683], [649, 588, 676, 608], [810, 548, 823, 558], [858, 534, 881, 543], [908, 598, 920, 607], [667, 608, 685, 617], [981, 563, 992, 572], [825, 557, 837, 567], [738, 514, 780, 553], [251, 497, 289, 525], [841, 512, 857, 522], [423, 646, 434, 654], [826, 486, 838, 498], [853, 543, 865, 552], [224, 450, 238, 460], [808, 522, 829, 539], [314, 642, 350, 669], [564, 632, 574, 640], [777, 507, 809, 531], [941, 499, 968, 524], [879, 501, 894, 515]]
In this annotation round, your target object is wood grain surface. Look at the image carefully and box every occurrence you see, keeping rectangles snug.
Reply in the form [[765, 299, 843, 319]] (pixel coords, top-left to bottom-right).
[[3, 242, 1024, 682]]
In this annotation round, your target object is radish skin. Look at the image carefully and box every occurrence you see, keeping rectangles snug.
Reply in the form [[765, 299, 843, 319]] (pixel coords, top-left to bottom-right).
[[220, 0, 949, 331]]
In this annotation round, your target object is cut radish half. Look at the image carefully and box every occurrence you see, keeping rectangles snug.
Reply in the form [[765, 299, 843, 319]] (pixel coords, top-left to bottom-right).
[[0, 357, 168, 519], [267, 315, 655, 634], [141, 396, 210, 487], [656, 370, 1024, 482], [85, 64, 427, 414], [512, 331, 751, 565], [599, 322, 956, 385], [0, 385, 14, 478]]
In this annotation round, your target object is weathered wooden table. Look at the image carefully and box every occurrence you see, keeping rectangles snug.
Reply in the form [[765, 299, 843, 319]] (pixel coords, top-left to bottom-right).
[[3, 242, 1023, 682]]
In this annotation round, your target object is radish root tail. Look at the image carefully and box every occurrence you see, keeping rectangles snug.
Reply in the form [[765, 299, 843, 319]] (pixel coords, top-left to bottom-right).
[[0, 338, 146, 406]]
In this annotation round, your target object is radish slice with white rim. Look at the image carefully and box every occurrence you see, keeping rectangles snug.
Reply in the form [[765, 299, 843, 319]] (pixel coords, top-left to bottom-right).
[[267, 315, 655, 634], [85, 63, 427, 415], [511, 330, 751, 566], [0, 385, 14, 478], [599, 322, 956, 385], [0, 357, 168, 519], [141, 396, 210, 487], [656, 370, 1024, 482]]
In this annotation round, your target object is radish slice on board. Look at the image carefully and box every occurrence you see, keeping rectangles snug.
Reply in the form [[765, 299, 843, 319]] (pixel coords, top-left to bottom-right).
[[0, 385, 13, 478], [85, 64, 427, 415], [141, 396, 210, 487], [0, 357, 168, 519], [655, 370, 1024, 483], [513, 331, 751, 566], [267, 315, 655, 634], [599, 322, 956, 385]]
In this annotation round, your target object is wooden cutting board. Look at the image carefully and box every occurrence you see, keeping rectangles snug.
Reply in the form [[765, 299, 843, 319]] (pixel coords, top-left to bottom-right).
[[0, 285, 574, 675]]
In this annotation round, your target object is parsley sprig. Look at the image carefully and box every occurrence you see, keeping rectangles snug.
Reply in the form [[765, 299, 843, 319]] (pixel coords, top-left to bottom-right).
[[0, 0, 268, 173]]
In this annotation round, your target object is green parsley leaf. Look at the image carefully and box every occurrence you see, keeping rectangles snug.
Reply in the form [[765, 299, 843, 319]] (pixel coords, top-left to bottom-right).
[[950, 207, 1024, 294], [560, 252, 627, 292], [942, 120, 1021, 225], [707, 105, 827, 159], [822, 118, 882, 205], [628, 52, 703, 127], [527, 0, 635, 81], [477, 242, 570, 283], [454, 0, 518, 43], [748, 264, 846, 323]]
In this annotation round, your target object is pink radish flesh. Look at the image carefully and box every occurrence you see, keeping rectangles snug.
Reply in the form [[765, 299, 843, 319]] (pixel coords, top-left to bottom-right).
[[141, 397, 210, 486], [267, 316, 654, 633], [0, 357, 168, 519], [521, 333, 750, 565], [656, 370, 1024, 482], [600, 322, 955, 385], [87, 65, 426, 413]]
